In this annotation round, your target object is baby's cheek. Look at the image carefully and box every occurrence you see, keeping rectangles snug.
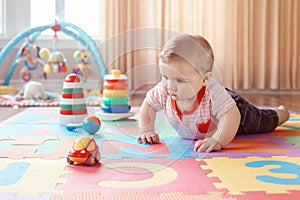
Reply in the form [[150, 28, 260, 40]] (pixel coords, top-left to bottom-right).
[[159, 79, 168, 86], [179, 86, 195, 96], [158, 82, 168, 92]]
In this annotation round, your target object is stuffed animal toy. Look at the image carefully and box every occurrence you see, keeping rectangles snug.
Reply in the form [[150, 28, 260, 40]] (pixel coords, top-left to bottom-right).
[[22, 81, 47, 100]]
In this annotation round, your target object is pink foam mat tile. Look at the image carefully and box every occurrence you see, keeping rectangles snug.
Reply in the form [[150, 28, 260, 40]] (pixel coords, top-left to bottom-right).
[[56, 158, 222, 197], [0, 148, 41, 159], [231, 190, 300, 200], [50, 191, 238, 200], [0, 137, 77, 159]]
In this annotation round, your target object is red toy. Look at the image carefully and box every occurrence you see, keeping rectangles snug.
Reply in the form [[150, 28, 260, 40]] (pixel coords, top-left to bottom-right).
[[67, 136, 100, 166]]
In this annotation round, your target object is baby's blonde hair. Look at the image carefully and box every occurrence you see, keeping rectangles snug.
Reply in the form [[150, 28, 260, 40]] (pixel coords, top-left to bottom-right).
[[160, 34, 214, 74]]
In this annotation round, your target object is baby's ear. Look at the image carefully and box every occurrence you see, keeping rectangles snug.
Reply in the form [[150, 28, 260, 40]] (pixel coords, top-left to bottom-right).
[[203, 72, 212, 81]]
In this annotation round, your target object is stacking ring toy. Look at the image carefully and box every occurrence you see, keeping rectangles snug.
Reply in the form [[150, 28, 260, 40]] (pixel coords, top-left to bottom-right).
[[102, 96, 129, 106], [101, 105, 131, 113], [103, 89, 129, 98]]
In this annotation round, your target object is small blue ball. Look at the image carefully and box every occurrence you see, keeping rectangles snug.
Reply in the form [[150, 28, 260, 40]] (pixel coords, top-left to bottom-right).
[[82, 116, 101, 134]]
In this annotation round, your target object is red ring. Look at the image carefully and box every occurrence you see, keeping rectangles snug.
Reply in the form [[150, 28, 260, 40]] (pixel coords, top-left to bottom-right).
[[61, 93, 84, 98], [60, 109, 87, 115], [104, 80, 128, 90]]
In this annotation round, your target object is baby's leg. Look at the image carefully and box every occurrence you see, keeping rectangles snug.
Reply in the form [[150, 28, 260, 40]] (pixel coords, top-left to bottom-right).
[[273, 105, 290, 126]]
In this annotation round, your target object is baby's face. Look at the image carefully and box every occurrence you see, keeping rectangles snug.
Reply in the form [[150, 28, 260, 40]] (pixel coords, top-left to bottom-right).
[[159, 59, 203, 101]]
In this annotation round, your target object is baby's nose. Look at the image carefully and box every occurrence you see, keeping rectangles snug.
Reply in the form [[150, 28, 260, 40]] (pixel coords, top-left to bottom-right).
[[167, 80, 176, 91]]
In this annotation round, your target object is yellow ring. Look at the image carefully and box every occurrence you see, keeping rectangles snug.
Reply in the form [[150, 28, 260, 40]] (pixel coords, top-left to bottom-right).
[[103, 89, 129, 98]]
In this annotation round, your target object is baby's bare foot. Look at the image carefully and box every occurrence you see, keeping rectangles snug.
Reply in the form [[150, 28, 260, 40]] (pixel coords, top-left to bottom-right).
[[274, 105, 290, 125]]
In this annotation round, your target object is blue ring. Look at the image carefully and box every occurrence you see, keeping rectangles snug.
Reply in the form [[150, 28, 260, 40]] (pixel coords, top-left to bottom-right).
[[101, 105, 131, 113]]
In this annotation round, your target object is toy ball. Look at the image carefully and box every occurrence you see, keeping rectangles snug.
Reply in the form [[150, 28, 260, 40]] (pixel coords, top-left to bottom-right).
[[82, 115, 101, 134]]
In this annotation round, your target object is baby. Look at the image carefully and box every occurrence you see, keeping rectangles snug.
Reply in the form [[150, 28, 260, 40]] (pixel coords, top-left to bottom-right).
[[137, 33, 290, 153]]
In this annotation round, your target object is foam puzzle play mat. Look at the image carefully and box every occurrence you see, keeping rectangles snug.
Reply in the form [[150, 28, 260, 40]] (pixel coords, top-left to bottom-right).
[[0, 105, 299, 200]]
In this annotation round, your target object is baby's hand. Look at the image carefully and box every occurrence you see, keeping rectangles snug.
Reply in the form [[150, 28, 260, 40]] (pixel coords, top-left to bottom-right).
[[137, 132, 160, 144], [194, 138, 222, 153]]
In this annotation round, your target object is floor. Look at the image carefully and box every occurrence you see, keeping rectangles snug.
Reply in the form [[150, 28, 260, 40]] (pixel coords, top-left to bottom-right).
[[240, 92, 300, 111], [1, 92, 299, 123]]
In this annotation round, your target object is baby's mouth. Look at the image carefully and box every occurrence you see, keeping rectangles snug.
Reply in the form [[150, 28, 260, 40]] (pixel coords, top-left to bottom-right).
[[171, 95, 177, 100], [168, 91, 177, 100]]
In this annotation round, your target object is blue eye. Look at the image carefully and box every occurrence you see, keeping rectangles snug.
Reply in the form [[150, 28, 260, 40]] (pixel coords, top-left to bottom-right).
[[162, 75, 168, 80]]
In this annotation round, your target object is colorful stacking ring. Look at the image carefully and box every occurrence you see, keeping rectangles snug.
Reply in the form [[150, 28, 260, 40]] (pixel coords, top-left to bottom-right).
[[60, 104, 87, 110], [102, 96, 129, 106], [103, 89, 129, 98], [104, 80, 128, 90], [104, 73, 127, 81], [61, 93, 84, 98], [101, 105, 131, 113], [60, 98, 85, 105], [63, 82, 82, 89], [59, 114, 87, 125], [60, 109, 88, 115], [62, 88, 83, 93], [61, 88, 84, 98]]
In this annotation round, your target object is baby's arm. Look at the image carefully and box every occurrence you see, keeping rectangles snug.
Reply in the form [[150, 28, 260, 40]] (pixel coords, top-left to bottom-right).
[[137, 100, 160, 144], [194, 104, 241, 152]]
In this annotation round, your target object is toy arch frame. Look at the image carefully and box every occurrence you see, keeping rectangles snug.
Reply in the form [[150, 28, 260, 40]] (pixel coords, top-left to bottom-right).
[[0, 21, 107, 85]]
